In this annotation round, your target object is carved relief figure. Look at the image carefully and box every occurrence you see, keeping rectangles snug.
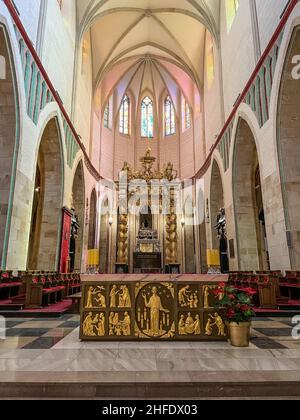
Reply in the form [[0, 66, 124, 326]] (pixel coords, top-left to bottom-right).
[[96, 313, 105, 337], [178, 285, 191, 307], [110, 285, 117, 308], [95, 290, 106, 308], [83, 312, 96, 336], [86, 286, 99, 308], [211, 313, 226, 336], [178, 315, 187, 335], [203, 286, 211, 309], [178, 314, 201, 336], [122, 312, 131, 336], [143, 286, 170, 336], [119, 285, 131, 308], [205, 318, 213, 336]]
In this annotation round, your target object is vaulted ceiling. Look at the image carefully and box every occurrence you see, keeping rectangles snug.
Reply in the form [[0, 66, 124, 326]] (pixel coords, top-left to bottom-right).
[[77, 0, 220, 111]]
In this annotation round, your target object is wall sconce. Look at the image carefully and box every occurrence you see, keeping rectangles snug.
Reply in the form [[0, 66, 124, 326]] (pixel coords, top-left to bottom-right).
[[108, 217, 113, 226], [181, 218, 185, 227]]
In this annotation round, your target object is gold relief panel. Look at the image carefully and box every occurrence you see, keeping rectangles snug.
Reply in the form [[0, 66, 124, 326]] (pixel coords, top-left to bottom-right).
[[202, 285, 225, 309], [85, 286, 106, 309], [135, 283, 175, 339], [203, 311, 227, 338], [82, 312, 106, 337], [109, 312, 131, 337], [178, 285, 200, 309], [109, 284, 131, 308], [178, 313, 201, 336]]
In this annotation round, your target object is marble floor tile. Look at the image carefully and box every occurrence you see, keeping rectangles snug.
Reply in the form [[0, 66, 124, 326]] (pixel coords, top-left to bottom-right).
[[0, 358, 33, 371], [251, 337, 287, 349], [251, 321, 291, 329], [14, 321, 64, 329], [113, 357, 156, 372], [0, 349, 44, 359], [118, 348, 156, 359], [35, 349, 82, 360], [22, 337, 64, 349], [254, 328, 293, 337], [276, 340, 300, 349], [0, 337, 36, 349], [58, 321, 80, 328], [78, 349, 118, 360], [6, 328, 51, 337], [65, 357, 115, 372], [42, 328, 73, 338], [271, 349, 300, 358]]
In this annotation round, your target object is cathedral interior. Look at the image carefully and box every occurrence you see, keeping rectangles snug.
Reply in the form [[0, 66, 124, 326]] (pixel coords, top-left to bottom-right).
[[1, 0, 300, 400]]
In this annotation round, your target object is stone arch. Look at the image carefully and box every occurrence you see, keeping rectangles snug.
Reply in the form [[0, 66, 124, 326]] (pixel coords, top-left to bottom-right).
[[210, 160, 224, 250], [88, 188, 97, 250], [233, 118, 269, 271], [0, 24, 19, 267], [72, 161, 85, 271], [28, 117, 63, 270], [277, 25, 300, 269], [99, 197, 109, 273]]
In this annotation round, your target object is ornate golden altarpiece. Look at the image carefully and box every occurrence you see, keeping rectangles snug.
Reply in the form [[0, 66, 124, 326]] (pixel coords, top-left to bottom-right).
[[116, 149, 180, 274], [80, 274, 229, 341]]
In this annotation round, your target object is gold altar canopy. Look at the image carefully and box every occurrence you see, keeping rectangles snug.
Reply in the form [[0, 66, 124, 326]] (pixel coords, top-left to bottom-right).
[[116, 149, 180, 272]]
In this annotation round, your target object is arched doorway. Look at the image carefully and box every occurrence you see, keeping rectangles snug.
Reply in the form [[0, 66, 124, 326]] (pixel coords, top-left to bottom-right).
[[277, 26, 300, 269], [71, 162, 85, 272], [88, 189, 97, 250], [233, 118, 269, 271], [99, 198, 109, 273], [210, 160, 224, 250], [0, 25, 18, 267], [28, 118, 63, 270]]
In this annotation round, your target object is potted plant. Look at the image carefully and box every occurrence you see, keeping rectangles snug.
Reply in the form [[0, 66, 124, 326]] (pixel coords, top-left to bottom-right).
[[213, 283, 256, 347]]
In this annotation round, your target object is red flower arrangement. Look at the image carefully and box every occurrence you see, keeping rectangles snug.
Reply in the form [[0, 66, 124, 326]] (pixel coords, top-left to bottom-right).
[[214, 283, 256, 323]]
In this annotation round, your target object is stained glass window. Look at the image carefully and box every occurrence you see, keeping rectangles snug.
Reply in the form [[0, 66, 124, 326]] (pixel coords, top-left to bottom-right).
[[104, 96, 113, 129], [119, 95, 130, 135], [206, 32, 215, 88], [185, 101, 191, 130], [141, 96, 154, 138], [226, 0, 239, 31], [104, 103, 109, 129], [164, 95, 176, 136], [182, 97, 191, 131]]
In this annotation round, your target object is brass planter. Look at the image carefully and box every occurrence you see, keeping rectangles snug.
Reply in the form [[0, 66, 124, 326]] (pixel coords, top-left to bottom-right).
[[229, 322, 251, 347]]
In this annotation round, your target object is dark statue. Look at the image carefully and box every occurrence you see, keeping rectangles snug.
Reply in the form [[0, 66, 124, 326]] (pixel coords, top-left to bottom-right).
[[215, 208, 229, 274]]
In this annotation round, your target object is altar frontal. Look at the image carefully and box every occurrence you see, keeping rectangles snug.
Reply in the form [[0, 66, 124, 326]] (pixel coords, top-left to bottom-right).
[[80, 274, 229, 341]]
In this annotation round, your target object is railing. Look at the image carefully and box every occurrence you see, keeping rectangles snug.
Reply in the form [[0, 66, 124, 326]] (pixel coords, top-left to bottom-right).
[[3, 0, 101, 180]]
